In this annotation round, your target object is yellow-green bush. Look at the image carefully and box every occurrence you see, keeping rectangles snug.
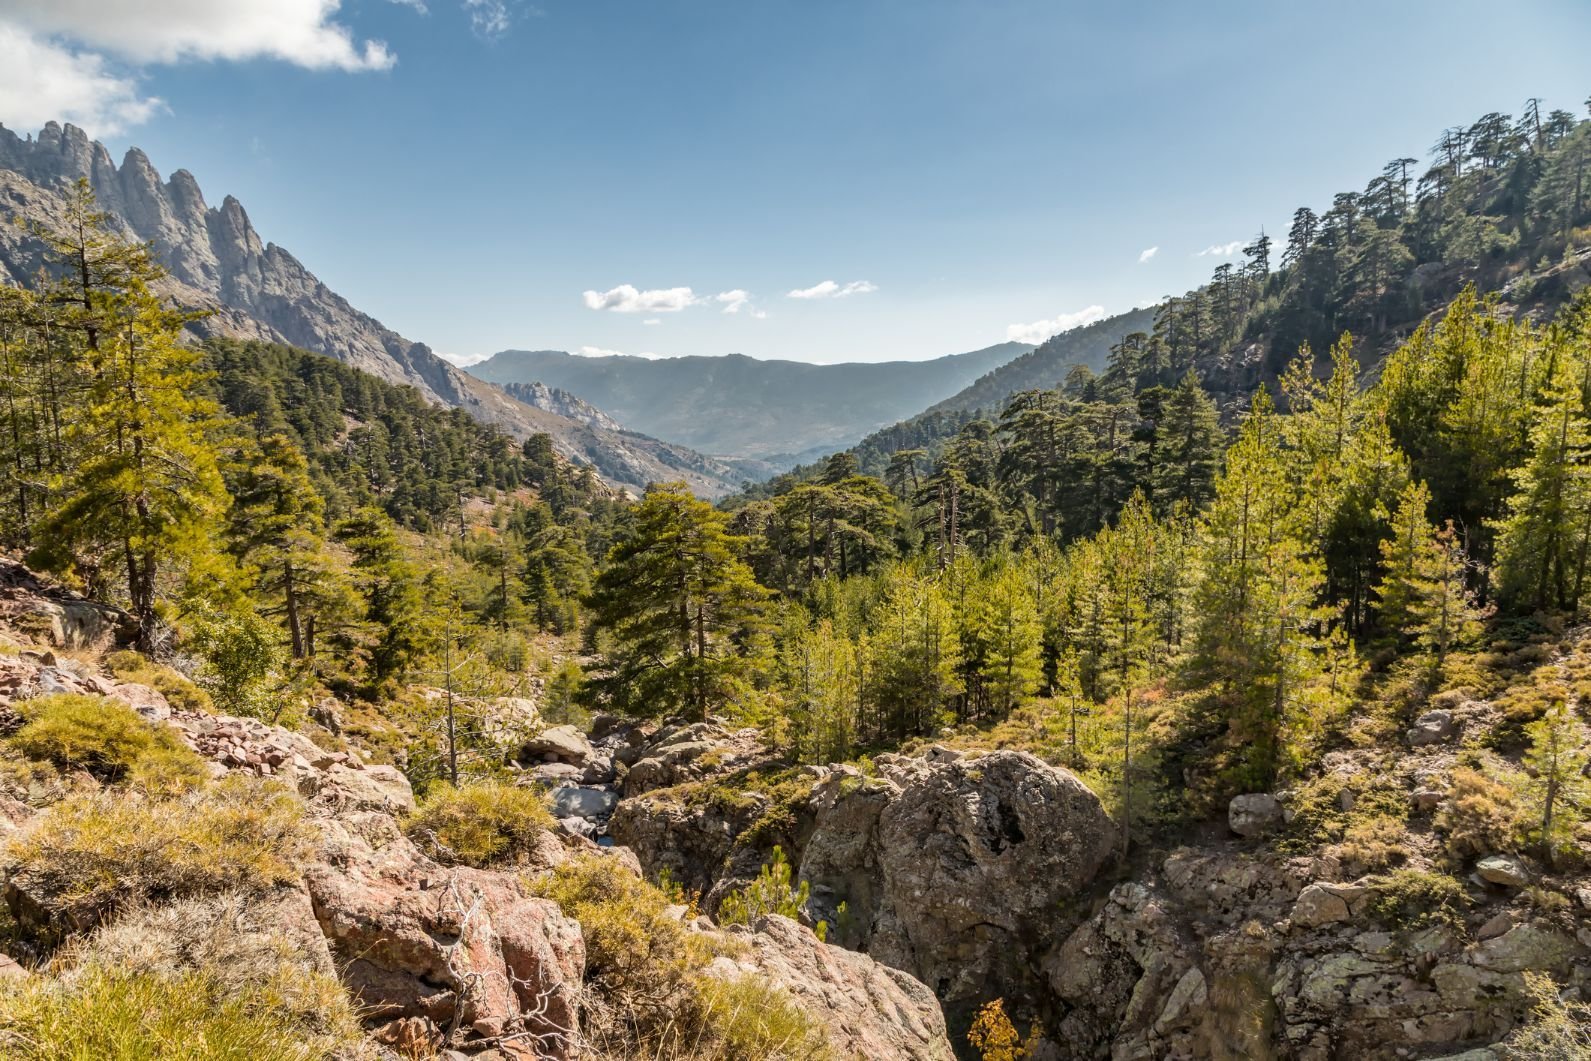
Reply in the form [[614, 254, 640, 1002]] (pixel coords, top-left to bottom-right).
[[403, 780, 554, 867], [1435, 765, 1526, 858], [3, 776, 312, 933], [103, 652, 213, 714], [533, 854, 830, 1060], [0, 963, 355, 1061], [692, 974, 831, 1061], [8, 694, 205, 788]]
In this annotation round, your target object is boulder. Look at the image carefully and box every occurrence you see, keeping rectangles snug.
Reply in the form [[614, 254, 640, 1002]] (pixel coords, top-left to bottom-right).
[[549, 784, 617, 820], [839, 751, 1117, 1015], [1228, 793, 1284, 837], [708, 915, 955, 1061], [1292, 880, 1368, 928], [1475, 854, 1530, 888], [304, 816, 584, 1054], [1408, 709, 1458, 747], [517, 725, 593, 767], [0, 952, 24, 979]]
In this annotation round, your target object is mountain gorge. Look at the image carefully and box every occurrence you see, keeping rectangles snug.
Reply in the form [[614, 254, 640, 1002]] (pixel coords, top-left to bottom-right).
[[468, 342, 1033, 466], [0, 122, 749, 497]]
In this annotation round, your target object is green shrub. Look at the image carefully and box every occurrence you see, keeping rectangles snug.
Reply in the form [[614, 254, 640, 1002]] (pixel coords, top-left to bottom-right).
[[9, 694, 205, 786], [403, 780, 554, 868], [0, 963, 356, 1060], [3, 776, 313, 935], [1435, 765, 1526, 858], [1366, 868, 1469, 931], [183, 607, 284, 719], [718, 846, 824, 939], [1506, 970, 1591, 1057]]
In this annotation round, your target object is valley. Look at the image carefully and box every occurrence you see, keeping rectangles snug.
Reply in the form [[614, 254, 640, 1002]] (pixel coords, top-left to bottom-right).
[[0, 26, 1589, 1061]]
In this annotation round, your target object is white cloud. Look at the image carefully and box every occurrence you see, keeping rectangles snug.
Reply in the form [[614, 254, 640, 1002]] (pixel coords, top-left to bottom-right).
[[1005, 305, 1107, 345], [715, 289, 753, 314], [582, 284, 699, 313], [1197, 239, 1245, 258], [642, 318, 661, 326], [0, 0, 402, 136], [440, 350, 488, 367], [463, 0, 512, 39], [0, 24, 161, 135], [2, 0, 394, 71], [787, 279, 877, 300], [1138, 246, 1159, 263]]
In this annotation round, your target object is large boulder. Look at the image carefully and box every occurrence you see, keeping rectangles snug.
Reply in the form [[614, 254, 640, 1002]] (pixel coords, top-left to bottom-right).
[[304, 814, 585, 1055], [709, 914, 955, 1061], [517, 724, 593, 768], [857, 751, 1117, 1012], [1228, 793, 1285, 837]]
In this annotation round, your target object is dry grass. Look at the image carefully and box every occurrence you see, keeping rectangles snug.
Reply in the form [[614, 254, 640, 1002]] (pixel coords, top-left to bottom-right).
[[403, 779, 555, 868]]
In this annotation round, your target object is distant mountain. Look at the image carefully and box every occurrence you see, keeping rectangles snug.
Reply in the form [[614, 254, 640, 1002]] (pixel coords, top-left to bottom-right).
[[467, 342, 1033, 466], [0, 122, 747, 497], [925, 307, 1157, 416]]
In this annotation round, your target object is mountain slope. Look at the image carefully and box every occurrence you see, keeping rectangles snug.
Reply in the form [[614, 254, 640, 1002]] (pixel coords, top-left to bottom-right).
[[468, 342, 1033, 465], [0, 122, 746, 497]]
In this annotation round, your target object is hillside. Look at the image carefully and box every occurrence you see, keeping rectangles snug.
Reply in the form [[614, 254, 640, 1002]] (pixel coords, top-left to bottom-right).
[[467, 342, 1032, 465], [0, 123, 747, 497]]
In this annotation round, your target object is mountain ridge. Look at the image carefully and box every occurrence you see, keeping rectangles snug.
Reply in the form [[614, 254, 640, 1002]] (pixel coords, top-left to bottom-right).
[[0, 121, 749, 497], [468, 341, 1033, 465]]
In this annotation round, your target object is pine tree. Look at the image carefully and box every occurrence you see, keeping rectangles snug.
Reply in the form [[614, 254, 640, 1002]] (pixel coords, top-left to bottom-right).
[[229, 434, 362, 662], [1150, 372, 1221, 514], [868, 562, 962, 739], [1523, 701, 1589, 868], [1492, 362, 1591, 613], [586, 482, 770, 720], [337, 506, 428, 689], [970, 560, 1043, 719], [29, 184, 230, 650]]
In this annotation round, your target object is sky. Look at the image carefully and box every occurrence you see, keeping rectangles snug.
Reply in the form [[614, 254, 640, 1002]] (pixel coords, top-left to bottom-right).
[[0, 1, 1587, 365]]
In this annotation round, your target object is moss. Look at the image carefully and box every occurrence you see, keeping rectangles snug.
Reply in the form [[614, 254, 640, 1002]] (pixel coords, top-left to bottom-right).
[[403, 780, 554, 868], [8, 694, 206, 787]]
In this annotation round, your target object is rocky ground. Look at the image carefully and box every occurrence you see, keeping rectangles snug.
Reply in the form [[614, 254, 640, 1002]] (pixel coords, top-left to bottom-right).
[[0, 562, 951, 1060], [2, 556, 1588, 1059]]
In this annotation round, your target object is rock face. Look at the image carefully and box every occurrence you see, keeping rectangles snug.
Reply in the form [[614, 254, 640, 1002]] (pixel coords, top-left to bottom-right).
[[305, 814, 586, 1054], [710, 915, 955, 1061], [0, 123, 750, 497], [614, 746, 1120, 1023]]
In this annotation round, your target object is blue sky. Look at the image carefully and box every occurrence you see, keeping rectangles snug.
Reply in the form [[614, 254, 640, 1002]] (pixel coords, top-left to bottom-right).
[[0, 1, 1587, 364]]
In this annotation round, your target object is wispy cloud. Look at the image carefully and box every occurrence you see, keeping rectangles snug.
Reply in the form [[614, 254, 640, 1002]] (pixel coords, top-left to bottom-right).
[[463, 0, 512, 39], [578, 345, 667, 360], [1006, 305, 1107, 345], [1138, 246, 1159, 263], [787, 279, 877, 300], [1197, 239, 1245, 258], [440, 350, 488, 366], [715, 289, 752, 314]]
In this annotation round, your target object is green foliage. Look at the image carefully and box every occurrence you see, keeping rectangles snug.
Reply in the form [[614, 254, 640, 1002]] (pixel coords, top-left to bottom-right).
[[1522, 702, 1590, 867], [717, 847, 816, 935], [184, 605, 285, 719], [403, 780, 554, 867], [0, 963, 359, 1061], [8, 694, 205, 788], [532, 855, 830, 1061], [1365, 868, 1469, 931], [586, 482, 771, 721], [1506, 970, 1591, 1058]]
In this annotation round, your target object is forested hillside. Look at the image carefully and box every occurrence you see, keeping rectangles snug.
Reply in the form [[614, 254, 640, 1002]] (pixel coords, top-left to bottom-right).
[[1, 97, 1590, 1061], [824, 97, 1591, 483]]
